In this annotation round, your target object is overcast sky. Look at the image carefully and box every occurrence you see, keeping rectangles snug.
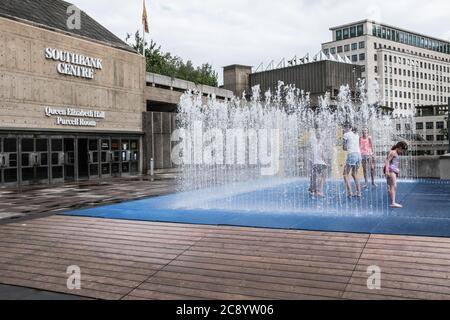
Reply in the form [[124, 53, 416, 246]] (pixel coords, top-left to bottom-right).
[[70, 0, 450, 84]]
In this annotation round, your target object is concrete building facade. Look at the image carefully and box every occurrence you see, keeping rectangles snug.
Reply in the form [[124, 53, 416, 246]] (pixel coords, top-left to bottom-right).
[[224, 60, 361, 105], [321, 20, 450, 117], [0, 2, 146, 188], [412, 104, 449, 156], [0, 0, 233, 187]]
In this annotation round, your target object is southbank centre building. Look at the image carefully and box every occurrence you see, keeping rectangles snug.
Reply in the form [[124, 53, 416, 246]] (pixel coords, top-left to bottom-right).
[[0, 0, 233, 188]]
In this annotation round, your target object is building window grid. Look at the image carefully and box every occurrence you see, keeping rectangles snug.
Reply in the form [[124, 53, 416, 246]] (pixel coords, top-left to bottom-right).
[[372, 23, 450, 54]]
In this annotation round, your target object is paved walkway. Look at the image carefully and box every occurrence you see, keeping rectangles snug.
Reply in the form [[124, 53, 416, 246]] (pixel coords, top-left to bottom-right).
[[1, 215, 450, 300], [0, 173, 177, 222]]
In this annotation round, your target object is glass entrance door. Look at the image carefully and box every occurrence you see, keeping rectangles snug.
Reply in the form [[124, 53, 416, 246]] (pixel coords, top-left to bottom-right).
[[0, 137, 18, 187], [130, 139, 139, 174], [100, 138, 111, 178], [50, 138, 64, 183], [111, 139, 121, 177], [88, 138, 99, 178], [64, 138, 75, 181], [121, 139, 131, 176], [20, 138, 49, 185], [77, 138, 89, 180]]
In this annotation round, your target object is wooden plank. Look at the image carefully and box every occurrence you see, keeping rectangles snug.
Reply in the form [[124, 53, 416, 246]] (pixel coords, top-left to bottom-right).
[[186, 245, 361, 265], [178, 250, 358, 271], [0, 264, 142, 289], [0, 256, 150, 283], [0, 225, 205, 245], [167, 259, 353, 280], [349, 270, 450, 290], [171, 255, 355, 277], [0, 275, 122, 300], [36, 216, 369, 239], [161, 264, 350, 287], [0, 246, 168, 272], [344, 283, 450, 300], [0, 229, 191, 252], [352, 263, 450, 281], [0, 270, 130, 298], [356, 258, 450, 274], [0, 236, 183, 261], [1, 216, 450, 300], [123, 289, 205, 300], [143, 276, 339, 300], [152, 269, 347, 293]]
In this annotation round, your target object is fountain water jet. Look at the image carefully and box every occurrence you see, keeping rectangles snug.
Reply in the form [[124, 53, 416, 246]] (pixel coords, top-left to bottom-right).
[[171, 80, 418, 217]]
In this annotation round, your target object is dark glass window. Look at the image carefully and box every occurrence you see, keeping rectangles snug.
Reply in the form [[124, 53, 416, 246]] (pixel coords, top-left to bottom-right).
[[51, 153, 60, 165], [111, 140, 120, 151], [36, 139, 47, 152], [22, 154, 30, 167], [343, 28, 349, 39], [51, 139, 63, 152], [336, 30, 342, 41], [350, 26, 356, 38], [357, 24, 363, 36], [4, 139, 16, 152], [89, 139, 98, 151], [22, 139, 34, 152], [101, 139, 110, 150]]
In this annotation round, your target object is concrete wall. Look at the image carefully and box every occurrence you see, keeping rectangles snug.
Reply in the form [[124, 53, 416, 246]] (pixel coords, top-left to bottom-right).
[[416, 156, 441, 178], [146, 72, 233, 99], [223, 65, 252, 98], [440, 154, 450, 180], [0, 17, 145, 133], [142, 111, 176, 171], [248, 61, 361, 105]]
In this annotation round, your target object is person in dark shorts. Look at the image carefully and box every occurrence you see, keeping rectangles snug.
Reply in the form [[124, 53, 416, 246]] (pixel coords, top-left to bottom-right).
[[343, 126, 362, 197]]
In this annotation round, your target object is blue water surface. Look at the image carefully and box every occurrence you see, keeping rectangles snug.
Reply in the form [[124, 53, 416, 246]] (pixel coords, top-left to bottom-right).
[[63, 179, 450, 237]]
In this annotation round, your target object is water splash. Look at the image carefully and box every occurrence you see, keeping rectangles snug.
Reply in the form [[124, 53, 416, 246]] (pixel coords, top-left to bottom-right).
[[173, 81, 417, 217]]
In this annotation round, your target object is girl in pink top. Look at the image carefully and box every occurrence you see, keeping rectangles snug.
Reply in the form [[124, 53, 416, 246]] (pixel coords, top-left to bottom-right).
[[360, 128, 376, 188]]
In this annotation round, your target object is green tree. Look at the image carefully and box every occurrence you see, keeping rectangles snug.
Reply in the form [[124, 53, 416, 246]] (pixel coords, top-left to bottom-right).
[[125, 31, 218, 87]]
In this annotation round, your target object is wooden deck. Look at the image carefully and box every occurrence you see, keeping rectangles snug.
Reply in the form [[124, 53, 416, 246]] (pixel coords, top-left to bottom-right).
[[0, 215, 450, 300]]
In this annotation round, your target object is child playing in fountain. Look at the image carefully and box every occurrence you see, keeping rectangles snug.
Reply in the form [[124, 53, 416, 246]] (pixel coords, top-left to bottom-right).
[[360, 127, 377, 188], [384, 141, 408, 208], [310, 132, 328, 197], [343, 126, 362, 197]]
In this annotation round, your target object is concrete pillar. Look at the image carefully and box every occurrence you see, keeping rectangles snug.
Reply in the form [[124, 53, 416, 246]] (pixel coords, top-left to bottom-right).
[[223, 65, 252, 98]]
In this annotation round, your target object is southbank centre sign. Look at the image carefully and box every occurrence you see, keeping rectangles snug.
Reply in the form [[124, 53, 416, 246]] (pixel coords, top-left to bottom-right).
[[45, 106, 106, 127], [45, 48, 103, 80]]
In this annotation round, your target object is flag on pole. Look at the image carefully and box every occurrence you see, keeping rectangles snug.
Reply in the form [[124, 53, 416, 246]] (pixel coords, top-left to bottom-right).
[[142, 0, 149, 34]]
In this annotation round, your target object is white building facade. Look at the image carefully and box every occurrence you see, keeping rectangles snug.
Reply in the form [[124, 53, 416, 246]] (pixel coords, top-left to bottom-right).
[[321, 20, 450, 117]]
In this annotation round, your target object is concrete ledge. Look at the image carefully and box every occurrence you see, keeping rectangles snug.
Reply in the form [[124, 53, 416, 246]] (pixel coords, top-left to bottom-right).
[[440, 154, 450, 180]]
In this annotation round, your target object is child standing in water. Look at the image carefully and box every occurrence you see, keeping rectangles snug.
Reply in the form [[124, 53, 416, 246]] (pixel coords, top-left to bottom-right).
[[343, 126, 362, 197], [311, 132, 328, 197], [360, 128, 377, 188], [384, 141, 408, 208]]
